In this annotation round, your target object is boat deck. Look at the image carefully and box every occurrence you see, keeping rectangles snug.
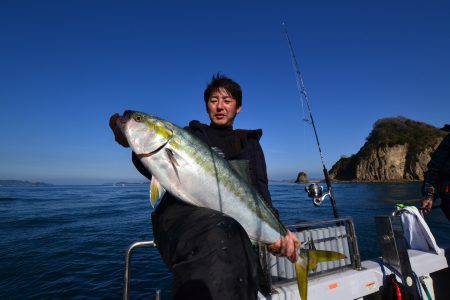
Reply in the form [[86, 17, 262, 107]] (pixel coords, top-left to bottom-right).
[[258, 248, 449, 300]]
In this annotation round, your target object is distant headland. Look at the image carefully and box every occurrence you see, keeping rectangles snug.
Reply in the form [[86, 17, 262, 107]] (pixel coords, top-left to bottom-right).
[[0, 180, 53, 187], [330, 117, 448, 182], [102, 181, 147, 186]]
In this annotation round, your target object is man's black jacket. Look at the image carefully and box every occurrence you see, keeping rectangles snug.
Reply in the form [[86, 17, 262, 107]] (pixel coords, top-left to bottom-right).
[[422, 134, 450, 199], [422, 133, 450, 220]]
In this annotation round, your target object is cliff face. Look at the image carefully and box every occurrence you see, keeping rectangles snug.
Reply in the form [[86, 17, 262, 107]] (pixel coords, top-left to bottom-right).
[[330, 117, 446, 182], [355, 144, 408, 181]]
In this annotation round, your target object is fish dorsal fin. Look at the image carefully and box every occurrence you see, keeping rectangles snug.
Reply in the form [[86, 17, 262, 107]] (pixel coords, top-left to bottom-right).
[[149, 177, 165, 207]]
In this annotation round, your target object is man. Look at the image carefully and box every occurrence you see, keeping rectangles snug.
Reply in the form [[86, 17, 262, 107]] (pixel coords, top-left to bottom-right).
[[421, 125, 450, 221], [110, 74, 300, 299]]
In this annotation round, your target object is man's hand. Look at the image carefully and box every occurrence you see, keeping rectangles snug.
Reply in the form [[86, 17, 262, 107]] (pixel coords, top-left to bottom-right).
[[421, 197, 434, 214], [268, 230, 301, 263], [109, 113, 129, 148]]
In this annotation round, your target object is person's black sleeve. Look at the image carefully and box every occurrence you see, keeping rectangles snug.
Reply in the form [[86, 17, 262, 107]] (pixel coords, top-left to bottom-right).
[[132, 152, 152, 180], [422, 134, 450, 199], [254, 140, 280, 219]]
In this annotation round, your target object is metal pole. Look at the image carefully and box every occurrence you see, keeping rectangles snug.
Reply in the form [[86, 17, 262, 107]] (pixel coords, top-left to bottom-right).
[[282, 21, 339, 219], [124, 240, 157, 300], [155, 289, 161, 300], [347, 219, 362, 270]]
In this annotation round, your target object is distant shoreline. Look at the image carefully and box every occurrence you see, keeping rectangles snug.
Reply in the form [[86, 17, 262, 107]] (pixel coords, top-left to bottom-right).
[[101, 182, 147, 186], [330, 179, 421, 184], [270, 179, 421, 184], [1, 179, 421, 187], [0, 180, 53, 187]]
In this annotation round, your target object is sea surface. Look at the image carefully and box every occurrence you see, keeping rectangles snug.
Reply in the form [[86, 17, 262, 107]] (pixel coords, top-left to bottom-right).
[[1, 183, 449, 299]]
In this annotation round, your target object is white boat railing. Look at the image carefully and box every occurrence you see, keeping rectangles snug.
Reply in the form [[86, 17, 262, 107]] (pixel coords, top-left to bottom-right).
[[123, 218, 362, 299], [123, 240, 159, 300]]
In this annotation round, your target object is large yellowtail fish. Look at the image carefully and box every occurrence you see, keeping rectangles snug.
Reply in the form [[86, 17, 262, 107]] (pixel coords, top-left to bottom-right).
[[117, 110, 346, 299]]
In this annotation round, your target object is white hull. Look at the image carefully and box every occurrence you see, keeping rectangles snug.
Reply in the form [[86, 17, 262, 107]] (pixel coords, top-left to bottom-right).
[[258, 247, 449, 300]]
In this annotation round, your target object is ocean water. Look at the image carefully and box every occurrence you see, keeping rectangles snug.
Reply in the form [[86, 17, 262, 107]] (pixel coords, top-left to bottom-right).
[[1, 183, 449, 299]]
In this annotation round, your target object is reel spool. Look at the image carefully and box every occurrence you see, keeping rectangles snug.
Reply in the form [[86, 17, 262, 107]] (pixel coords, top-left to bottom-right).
[[304, 183, 330, 206]]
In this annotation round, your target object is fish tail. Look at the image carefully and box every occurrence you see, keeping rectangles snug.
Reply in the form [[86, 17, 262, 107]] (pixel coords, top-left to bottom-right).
[[294, 249, 346, 299], [309, 249, 347, 263], [295, 260, 308, 300]]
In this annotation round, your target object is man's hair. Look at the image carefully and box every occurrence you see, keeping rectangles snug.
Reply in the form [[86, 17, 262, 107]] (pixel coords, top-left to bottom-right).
[[204, 74, 242, 108]]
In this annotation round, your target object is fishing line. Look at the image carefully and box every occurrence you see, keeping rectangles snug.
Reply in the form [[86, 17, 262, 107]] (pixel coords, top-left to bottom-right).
[[282, 21, 339, 219], [199, 127, 224, 212]]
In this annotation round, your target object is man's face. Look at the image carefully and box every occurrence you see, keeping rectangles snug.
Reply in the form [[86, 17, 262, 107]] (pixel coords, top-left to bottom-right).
[[207, 87, 242, 127]]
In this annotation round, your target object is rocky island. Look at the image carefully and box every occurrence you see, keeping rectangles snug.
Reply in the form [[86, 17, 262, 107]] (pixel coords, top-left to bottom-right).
[[295, 172, 309, 183], [330, 117, 448, 182]]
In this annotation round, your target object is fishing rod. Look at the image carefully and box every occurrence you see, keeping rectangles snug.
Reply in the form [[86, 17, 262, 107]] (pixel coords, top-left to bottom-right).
[[282, 22, 340, 219]]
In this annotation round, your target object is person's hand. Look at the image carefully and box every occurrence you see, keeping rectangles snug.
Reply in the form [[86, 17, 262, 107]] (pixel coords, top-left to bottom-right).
[[268, 230, 301, 263], [421, 197, 434, 214], [109, 113, 129, 148]]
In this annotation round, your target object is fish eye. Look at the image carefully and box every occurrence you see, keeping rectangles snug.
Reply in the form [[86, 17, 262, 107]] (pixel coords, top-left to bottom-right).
[[134, 114, 143, 122]]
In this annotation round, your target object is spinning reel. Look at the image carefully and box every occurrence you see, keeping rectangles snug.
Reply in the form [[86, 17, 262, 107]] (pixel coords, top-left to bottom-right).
[[304, 183, 331, 207]]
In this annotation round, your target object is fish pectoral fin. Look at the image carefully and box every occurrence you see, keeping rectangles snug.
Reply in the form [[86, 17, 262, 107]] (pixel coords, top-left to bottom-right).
[[149, 177, 165, 207], [308, 249, 347, 263], [295, 260, 309, 300], [165, 148, 180, 182]]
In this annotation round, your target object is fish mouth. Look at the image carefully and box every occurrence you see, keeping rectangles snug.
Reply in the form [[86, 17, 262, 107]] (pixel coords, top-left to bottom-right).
[[121, 110, 174, 158], [118, 116, 127, 124], [123, 110, 134, 118], [115, 110, 133, 128]]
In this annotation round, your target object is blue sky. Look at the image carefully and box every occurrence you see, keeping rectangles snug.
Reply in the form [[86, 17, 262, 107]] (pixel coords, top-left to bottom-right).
[[1, 0, 449, 184]]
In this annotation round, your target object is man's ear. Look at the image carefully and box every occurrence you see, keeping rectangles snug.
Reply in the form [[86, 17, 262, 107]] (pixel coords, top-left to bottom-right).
[[237, 106, 242, 114]]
